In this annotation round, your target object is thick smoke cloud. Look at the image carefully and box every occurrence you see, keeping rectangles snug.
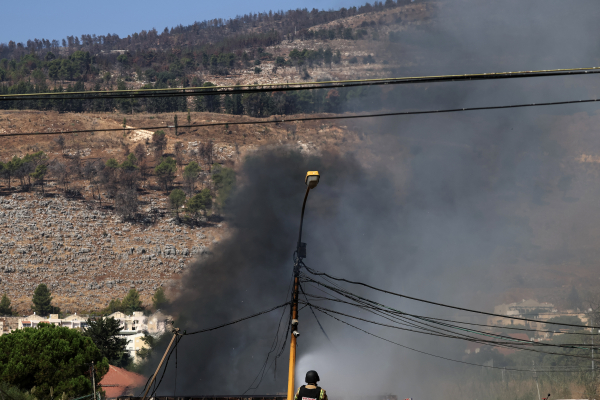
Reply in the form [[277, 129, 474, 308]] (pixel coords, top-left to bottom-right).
[[156, 148, 403, 395], [149, 1, 600, 398]]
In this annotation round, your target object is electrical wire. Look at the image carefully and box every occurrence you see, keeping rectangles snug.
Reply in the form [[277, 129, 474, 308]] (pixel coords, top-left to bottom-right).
[[302, 290, 595, 336], [304, 285, 597, 349], [303, 267, 600, 329], [4, 96, 600, 138], [184, 302, 290, 335], [3, 66, 600, 101], [299, 282, 333, 344], [243, 274, 294, 395], [301, 279, 599, 356], [137, 302, 290, 397], [298, 273, 599, 355], [314, 306, 595, 374], [303, 301, 598, 360], [149, 334, 182, 398]]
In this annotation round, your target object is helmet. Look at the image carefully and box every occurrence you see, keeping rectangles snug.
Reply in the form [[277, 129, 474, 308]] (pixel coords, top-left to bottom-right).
[[305, 370, 320, 384]]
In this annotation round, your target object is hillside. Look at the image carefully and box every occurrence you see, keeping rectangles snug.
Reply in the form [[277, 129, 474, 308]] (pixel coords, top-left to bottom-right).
[[4, 0, 600, 316], [0, 1, 436, 113], [0, 109, 364, 314]]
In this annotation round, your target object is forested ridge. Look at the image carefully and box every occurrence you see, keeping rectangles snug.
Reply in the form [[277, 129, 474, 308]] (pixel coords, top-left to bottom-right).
[[0, 0, 430, 117]]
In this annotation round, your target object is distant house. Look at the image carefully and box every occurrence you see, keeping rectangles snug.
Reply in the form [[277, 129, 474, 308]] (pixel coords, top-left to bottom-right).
[[99, 365, 146, 399], [14, 311, 169, 361], [489, 299, 556, 328], [18, 313, 88, 329], [496, 333, 531, 356], [107, 311, 170, 362]]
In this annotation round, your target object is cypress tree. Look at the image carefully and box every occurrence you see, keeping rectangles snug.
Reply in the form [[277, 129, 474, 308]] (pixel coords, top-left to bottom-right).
[[0, 294, 12, 316], [31, 283, 59, 316]]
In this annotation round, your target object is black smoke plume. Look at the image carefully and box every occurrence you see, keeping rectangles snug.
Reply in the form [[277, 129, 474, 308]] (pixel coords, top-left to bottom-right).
[[147, 1, 600, 398]]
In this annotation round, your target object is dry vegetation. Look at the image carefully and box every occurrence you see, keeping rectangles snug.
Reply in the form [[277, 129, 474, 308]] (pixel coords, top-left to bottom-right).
[[0, 109, 370, 314]]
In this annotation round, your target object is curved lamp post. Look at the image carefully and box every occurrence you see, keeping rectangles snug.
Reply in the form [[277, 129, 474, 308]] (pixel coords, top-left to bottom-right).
[[287, 171, 320, 400]]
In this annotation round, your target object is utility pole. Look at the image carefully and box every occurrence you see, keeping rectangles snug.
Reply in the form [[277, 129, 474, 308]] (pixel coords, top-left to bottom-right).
[[533, 360, 541, 400], [592, 314, 595, 378], [91, 361, 96, 400], [287, 270, 300, 400], [287, 172, 320, 400], [142, 327, 181, 400], [174, 115, 178, 136]]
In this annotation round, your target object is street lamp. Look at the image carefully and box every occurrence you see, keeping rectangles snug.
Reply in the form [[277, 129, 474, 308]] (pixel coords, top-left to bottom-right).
[[287, 171, 320, 400]]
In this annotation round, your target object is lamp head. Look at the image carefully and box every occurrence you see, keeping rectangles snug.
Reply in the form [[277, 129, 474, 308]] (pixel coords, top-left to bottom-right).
[[305, 171, 320, 189]]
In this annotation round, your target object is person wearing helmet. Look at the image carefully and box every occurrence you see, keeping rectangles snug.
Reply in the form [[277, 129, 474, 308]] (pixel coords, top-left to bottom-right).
[[294, 370, 327, 400]]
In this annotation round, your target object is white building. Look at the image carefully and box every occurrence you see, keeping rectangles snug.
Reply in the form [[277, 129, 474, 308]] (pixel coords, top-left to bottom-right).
[[107, 311, 171, 362], [18, 313, 88, 329], [16, 311, 171, 362]]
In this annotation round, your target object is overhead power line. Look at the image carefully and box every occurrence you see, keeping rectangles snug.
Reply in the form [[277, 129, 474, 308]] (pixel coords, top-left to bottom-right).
[[303, 267, 599, 329], [303, 290, 597, 336], [184, 302, 289, 335], [303, 301, 597, 358], [316, 307, 596, 373], [300, 276, 598, 358], [2, 66, 600, 101], [299, 274, 600, 365], [3, 96, 600, 138]]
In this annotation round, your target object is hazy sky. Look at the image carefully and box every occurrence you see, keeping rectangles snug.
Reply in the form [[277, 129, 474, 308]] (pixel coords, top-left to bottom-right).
[[1, 0, 368, 45]]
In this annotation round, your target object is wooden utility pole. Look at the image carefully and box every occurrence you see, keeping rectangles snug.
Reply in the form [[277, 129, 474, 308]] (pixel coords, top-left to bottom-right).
[[142, 327, 180, 400]]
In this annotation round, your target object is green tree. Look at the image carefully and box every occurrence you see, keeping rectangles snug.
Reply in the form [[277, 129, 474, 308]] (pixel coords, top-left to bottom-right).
[[0, 294, 12, 316], [333, 50, 341, 64], [275, 56, 286, 68], [0, 324, 109, 399], [324, 48, 333, 67], [183, 161, 200, 195], [104, 299, 123, 314], [169, 188, 186, 220], [152, 287, 168, 310], [30, 164, 47, 194], [194, 82, 220, 112], [136, 333, 156, 361], [121, 289, 143, 314], [1, 157, 20, 189], [155, 157, 177, 191], [31, 283, 59, 316], [105, 158, 119, 169], [83, 317, 130, 368], [0, 381, 37, 400], [212, 164, 236, 210], [120, 153, 138, 171], [187, 188, 212, 217]]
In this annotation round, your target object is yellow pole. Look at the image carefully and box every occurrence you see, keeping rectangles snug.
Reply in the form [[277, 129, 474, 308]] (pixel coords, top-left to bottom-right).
[[287, 276, 299, 400]]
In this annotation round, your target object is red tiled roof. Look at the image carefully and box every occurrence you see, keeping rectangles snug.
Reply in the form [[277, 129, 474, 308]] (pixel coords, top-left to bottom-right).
[[99, 365, 146, 399]]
